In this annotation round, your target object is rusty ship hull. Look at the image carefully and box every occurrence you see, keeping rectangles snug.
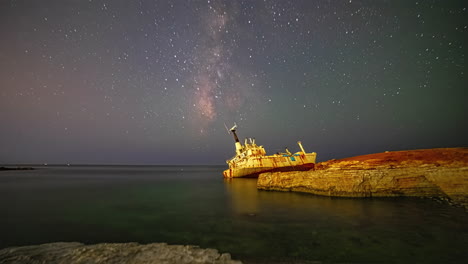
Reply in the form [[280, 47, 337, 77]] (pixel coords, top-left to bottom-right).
[[223, 124, 317, 178], [223, 153, 316, 178]]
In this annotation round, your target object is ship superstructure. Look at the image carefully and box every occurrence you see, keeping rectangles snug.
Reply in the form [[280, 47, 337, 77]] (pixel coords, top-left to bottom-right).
[[223, 124, 317, 178]]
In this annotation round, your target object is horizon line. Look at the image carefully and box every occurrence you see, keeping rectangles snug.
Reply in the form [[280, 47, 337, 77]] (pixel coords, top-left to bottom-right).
[[1, 163, 226, 167]]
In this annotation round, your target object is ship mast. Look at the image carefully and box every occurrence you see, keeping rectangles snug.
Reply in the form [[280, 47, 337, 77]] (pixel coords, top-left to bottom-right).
[[229, 124, 243, 155]]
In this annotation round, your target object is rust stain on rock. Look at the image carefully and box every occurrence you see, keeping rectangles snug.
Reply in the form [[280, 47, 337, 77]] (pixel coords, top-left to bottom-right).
[[258, 148, 468, 209]]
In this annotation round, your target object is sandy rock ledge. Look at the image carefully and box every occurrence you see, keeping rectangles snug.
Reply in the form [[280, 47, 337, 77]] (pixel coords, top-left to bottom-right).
[[258, 148, 468, 209], [0, 242, 242, 264]]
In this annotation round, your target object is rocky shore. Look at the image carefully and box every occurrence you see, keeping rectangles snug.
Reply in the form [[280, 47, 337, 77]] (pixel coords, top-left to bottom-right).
[[258, 148, 468, 209], [0, 242, 241, 264]]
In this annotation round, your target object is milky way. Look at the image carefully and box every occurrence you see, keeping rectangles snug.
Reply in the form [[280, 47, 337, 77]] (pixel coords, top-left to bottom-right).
[[192, 3, 228, 125], [190, 1, 258, 131], [0, 0, 466, 164]]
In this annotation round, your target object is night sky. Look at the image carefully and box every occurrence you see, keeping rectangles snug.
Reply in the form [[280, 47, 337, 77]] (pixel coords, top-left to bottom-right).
[[1, 0, 466, 165]]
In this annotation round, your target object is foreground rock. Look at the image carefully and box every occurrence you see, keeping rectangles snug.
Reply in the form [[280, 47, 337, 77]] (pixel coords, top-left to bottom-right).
[[258, 148, 468, 209], [0, 242, 241, 264]]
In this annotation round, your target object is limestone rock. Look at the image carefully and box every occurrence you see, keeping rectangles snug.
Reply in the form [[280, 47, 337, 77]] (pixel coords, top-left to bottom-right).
[[0, 242, 242, 264], [258, 148, 468, 209]]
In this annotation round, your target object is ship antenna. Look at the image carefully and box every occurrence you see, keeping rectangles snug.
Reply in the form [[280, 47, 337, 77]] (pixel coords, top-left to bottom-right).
[[224, 122, 240, 143], [227, 123, 240, 143], [224, 123, 239, 142], [225, 122, 242, 155], [223, 123, 230, 135]]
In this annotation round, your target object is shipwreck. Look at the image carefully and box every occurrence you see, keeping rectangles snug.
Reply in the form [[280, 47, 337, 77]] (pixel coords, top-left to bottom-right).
[[223, 124, 317, 178]]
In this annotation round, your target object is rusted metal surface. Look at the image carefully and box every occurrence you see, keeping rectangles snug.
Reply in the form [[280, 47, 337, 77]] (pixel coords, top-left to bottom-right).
[[223, 127, 317, 178]]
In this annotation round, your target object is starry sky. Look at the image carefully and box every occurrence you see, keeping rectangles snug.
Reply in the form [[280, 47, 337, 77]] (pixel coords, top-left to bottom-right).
[[0, 0, 466, 165]]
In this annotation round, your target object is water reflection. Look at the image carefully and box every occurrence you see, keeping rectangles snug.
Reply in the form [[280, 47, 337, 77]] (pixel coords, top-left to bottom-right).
[[224, 178, 468, 263], [225, 178, 259, 216], [224, 177, 415, 222], [1, 167, 467, 263]]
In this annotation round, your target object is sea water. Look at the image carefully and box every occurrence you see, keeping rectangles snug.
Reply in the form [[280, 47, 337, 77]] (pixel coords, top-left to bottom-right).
[[0, 165, 467, 263]]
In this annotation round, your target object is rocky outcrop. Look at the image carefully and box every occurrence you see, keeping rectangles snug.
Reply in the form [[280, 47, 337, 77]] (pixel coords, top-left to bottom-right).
[[0, 242, 241, 264], [258, 148, 468, 208]]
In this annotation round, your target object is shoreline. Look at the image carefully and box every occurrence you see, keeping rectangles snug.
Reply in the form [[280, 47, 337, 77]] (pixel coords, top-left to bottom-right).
[[0, 242, 242, 264], [258, 148, 468, 209]]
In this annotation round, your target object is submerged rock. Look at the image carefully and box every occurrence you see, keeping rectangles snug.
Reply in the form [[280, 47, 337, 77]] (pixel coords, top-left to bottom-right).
[[258, 148, 468, 209], [0, 242, 242, 264]]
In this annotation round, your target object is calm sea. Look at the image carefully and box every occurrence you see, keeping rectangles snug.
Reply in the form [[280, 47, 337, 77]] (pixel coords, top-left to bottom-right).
[[0, 165, 467, 263]]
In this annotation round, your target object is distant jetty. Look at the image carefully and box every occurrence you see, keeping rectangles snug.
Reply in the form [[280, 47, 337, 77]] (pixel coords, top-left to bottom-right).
[[257, 148, 468, 209], [0, 166, 34, 171], [0, 242, 241, 264]]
